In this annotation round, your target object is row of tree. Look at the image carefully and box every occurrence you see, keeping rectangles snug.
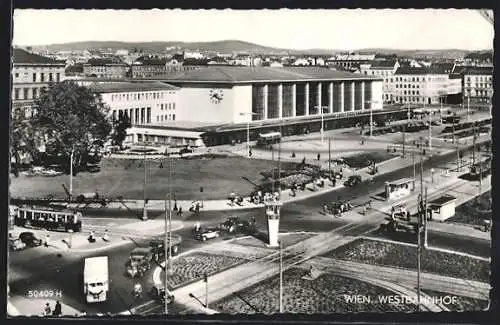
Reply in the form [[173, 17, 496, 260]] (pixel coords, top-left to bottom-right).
[[11, 82, 131, 177]]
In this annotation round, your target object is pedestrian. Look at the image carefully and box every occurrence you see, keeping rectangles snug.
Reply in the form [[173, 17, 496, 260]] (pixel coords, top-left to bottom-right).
[[317, 153, 321, 161], [302, 157, 306, 165], [291, 151, 296, 158], [363, 205, 367, 215], [88, 231, 95, 243], [178, 206, 183, 216], [44, 302, 51, 316], [53, 300, 62, 316], [103, 229, 109, 242], [249, 148, 252, 157], [45, 234, 51, 247], [323, 204, 328, 214]]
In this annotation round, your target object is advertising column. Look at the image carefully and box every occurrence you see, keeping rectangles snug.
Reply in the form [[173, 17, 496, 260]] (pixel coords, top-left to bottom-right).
[[266, 201, 283, 248]]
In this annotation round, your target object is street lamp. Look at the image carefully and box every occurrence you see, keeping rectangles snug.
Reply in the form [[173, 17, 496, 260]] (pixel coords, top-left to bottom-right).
[[143, 131, 148, 221], [239, 112, 258, 158], [69, 145, 74, 201], [365, 100, 379, 137]]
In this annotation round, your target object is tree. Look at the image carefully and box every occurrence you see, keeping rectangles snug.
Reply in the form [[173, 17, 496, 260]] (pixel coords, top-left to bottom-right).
[[112, 113, 131, 149], [10, 108, 37, 177], [30, 82, 112, 174]]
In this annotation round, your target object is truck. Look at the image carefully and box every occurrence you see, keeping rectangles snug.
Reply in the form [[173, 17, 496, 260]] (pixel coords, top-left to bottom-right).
[[149, 234, 182, 260], [84, 256, 109, 303]]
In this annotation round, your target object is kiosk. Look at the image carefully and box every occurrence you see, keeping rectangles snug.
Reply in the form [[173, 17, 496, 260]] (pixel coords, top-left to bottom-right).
[[385, 178, 413, 201], [265, 200, 283, 248], [427, 195, 457, 222]]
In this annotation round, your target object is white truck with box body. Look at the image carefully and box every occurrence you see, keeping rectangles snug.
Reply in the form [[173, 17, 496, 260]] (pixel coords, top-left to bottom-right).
[[84, 256, 109, 303]]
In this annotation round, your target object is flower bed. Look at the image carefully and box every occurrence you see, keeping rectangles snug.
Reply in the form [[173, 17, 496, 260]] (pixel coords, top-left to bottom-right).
[[214, 268, 416, 314], [324, 238, 489, 283], [446, 191, 491, 226], [231, 233, 316, 249], [167, 252, 246, 289], [420, 289, 488, 312]]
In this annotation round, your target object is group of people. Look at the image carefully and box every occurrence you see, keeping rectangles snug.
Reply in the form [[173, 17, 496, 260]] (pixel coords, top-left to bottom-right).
[[43, 300, 62, 316], [229, 193, 245, 206]]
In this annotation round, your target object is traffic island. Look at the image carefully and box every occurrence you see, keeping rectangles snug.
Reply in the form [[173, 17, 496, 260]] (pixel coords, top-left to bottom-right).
[[420, 289, 488, 312], [230, 232, 316, 249], [323, 238, 490, 283], [213, 268, 417, 314]]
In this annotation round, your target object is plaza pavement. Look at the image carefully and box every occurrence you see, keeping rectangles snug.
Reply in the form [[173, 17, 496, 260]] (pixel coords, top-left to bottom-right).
[[151, 169, 490, 314]]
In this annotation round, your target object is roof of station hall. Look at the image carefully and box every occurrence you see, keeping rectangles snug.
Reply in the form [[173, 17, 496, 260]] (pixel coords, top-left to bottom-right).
[[87, 81, 179, 93], [150, 66, 382, 84]]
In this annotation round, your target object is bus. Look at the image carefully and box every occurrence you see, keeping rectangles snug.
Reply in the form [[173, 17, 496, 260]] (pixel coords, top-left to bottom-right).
[[257, 132, 282, 147], [14, 206, 83, 232]]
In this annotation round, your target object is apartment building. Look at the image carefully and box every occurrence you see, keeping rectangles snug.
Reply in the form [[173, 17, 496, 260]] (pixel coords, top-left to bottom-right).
[[461, 66, 493, 109], [12, 48, 66, 117]]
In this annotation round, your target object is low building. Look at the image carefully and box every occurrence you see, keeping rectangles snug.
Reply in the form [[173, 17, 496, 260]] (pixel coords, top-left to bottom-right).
[[326, 53, 376, 70], [385, 178, 413, 201], [12, 48, 66, 117], [83, 58, 129, 79], [427, 195, 457, 222], [131, 56, 168, 78], [86, 82, 180, 125], [461, 66, 493, 111]]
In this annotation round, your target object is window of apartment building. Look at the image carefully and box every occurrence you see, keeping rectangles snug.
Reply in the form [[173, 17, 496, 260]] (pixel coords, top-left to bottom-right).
[[157, 116, 159, 122], [147, 107, 151, 124], [167, 103, 170, 109], [14, 89, 20, 100], [161, 104, 164, 110], [15, 73, 19, 78], [56, 73, 60, 82], [172, 103, 176, 109], [32, 88, 38, 98], [172, 114, 175, 121], [49, 73, 53, 82], [40, 73, 45, 82], [161, 115, 164, 122], [32, 73, 37, 82], [23, 88, 29, 99]]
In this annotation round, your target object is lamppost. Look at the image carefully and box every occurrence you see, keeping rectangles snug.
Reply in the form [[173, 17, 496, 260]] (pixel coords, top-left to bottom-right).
[[143, 131, 148, 221], [69, 145, 74, 201], [365, 100, 379, 137], [279, 240, 283, 313], [239, 112, 258, 158], [164, 156, 173, 315]]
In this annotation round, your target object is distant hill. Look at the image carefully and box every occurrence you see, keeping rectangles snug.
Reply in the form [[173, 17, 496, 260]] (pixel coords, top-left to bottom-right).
[[26, 40, 491, 59]]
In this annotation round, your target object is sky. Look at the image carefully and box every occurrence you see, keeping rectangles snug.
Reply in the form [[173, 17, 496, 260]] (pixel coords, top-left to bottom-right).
[[12, 9, 494, 50]]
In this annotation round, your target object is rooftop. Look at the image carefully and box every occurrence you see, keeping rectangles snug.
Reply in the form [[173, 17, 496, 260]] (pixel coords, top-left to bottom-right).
[[133, 56, 167, 66], [370, 59, 398, 69], [395, 66, 457, 75], [461, 66, 494, 75], [13, 48, 65, 65], [85, 58, 128, 66], [150, 66, 382, 83], [429, 195, 457, 206], [87, 82, 179, 93]]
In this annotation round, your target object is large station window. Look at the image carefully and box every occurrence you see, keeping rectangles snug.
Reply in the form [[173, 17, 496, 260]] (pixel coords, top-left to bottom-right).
[[267, 84, 280, 119], [251, 84, 265, 120], [282, 83, 294, 117], [295, 83, 306, 116], [333, 82, 343, 113], [344, 82, 352, 112], [321, 82, 329, 113], [308, 82, 319, 115], [354, 82, 363, 110]]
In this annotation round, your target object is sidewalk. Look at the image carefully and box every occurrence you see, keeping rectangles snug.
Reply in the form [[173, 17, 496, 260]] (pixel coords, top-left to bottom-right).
[[8, 296, 83, 317]]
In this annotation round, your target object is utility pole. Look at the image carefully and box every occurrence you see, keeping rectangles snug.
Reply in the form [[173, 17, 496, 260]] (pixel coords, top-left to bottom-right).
[[277, 136, 282, 197], [271, 145, 275, 194], [167, 194, 170, 315], [424, 187, 428, 248], [167, 156, 173, 275], [467, 96, 470, 121], [453, 115, 460, 172], [402, 124, 406, 158], [328, 138, 331, 179], [279, 240, 283, 313], [417, 192, 422, 313], [472, 123, 477, 166], [143, 133, 148, 221], [412, 147, 416, 191], [69, 146, 74, 201], [428, 109, 432, 150]]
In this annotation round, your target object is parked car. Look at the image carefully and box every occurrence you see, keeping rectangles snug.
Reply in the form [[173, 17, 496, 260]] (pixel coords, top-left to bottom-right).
[[19, 232, 43, 247], [195, 228, 220, 241], [179, 148, 193, 155], [9, 238, 26, 251], [219, 217, 257, 234], [344, 175, 362, 187], [150, 284, 174, 304]]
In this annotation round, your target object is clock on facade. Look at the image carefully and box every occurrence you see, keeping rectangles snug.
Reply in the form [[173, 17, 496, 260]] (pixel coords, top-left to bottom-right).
[[209, 89, 224, 104]]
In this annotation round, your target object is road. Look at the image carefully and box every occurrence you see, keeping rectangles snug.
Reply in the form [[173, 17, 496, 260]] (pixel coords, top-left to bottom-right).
[[8, 147, 489, 315]]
